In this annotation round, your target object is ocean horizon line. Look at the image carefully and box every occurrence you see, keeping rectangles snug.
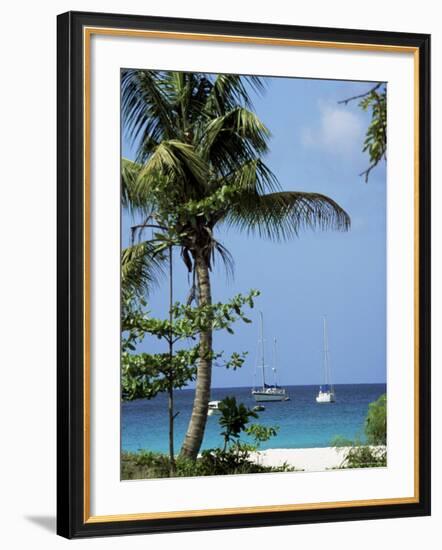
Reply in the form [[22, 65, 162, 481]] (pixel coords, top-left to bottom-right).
[[179, 381, 387, 391]]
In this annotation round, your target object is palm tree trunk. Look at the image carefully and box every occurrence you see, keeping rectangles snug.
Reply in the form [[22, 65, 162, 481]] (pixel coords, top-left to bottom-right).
[[180, 251, 212, 460]]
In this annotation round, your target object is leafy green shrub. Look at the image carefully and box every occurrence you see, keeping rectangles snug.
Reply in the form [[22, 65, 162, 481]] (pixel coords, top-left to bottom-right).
[[365, 393, 387, 445], [246, 424, 279, 448], [196, 396, 288, 475], [340, 445, 386, 468], [331, 394, 387, 469], [218, 396, 258, 451], [121, 451, 172, 479], [121, 449, 294, 479]]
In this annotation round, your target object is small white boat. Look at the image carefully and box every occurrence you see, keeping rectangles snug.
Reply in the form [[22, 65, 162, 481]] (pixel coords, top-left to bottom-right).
[[252, 313, 289, 403], [316, 389, 335, 403], [316, 316, 336, 404], [207, 400, 222, 416]]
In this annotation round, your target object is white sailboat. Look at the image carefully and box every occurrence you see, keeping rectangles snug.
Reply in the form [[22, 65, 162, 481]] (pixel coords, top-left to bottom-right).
[[316, 316, 336, 403], [207, 400, 222, 416], [252, 313, 289, 402]]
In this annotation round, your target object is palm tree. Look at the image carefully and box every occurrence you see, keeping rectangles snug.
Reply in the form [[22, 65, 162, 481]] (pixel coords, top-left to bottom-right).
[[121, 70, 350, 459]]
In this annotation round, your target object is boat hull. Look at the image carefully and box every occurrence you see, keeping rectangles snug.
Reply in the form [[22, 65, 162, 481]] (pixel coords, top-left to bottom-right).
[[207, 400, 222, 415], [252, 391, 289, 402], [316, 392, 335, 403]]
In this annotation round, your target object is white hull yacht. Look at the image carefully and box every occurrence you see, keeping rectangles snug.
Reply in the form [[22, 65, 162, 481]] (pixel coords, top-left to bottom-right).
[[207, 400, 222, 415], [252, 313, 289, 403]]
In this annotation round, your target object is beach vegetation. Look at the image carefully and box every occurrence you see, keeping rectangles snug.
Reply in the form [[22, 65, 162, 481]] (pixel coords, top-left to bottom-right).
[[121, 448, 295, 479], [198, 396, 288, 475], [339, 445, 386, 468], [245, 423, 280, 449], [331, 393, 387, 469], [365, 393, 387, 445], [217, 396, 258, 451]]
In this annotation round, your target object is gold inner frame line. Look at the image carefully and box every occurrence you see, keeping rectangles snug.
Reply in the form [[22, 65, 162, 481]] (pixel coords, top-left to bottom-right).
[[82, 26, 420, 524]]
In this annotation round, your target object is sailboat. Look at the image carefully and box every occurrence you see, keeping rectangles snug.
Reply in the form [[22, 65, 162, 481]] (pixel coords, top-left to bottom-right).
[[316, 316, 336, 403], [252, 312, 289, 402], [207, 400, 222, 416]]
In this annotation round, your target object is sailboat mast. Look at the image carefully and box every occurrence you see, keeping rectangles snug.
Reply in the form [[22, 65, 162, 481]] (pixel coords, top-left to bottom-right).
[[260, 312, 266, 387], [323, 316, 329, 387], [273, 337, 278, 386]]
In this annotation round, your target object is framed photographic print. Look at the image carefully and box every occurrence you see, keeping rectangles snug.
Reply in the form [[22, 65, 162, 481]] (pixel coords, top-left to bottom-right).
[[57, 11, 431, 538]]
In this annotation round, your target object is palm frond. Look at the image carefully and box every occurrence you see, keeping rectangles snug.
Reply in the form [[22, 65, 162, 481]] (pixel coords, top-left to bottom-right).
[[121, 158, 142, 210], [212, 239, 235, 280], [203, 106, 270, 151], [225, 191, 350, 240], [214, 158, 280, 195], [205, 74, 265, 114], [136, 140, 208, 200], [187, 74, 213, 123], [121, 241, 166, 297], [121, 69, 179, 152], [199, 107, 271, 177]]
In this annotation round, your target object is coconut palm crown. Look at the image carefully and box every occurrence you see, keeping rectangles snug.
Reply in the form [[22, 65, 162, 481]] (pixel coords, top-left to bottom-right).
[[121, 69, 350, 459]]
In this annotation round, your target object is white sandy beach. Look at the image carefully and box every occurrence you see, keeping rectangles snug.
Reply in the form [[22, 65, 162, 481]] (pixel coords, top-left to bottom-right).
[[249, 447, 355, 472]]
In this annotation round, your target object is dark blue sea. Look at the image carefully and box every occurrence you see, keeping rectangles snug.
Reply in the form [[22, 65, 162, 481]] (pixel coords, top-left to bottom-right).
[[121, 384, 386, 453]]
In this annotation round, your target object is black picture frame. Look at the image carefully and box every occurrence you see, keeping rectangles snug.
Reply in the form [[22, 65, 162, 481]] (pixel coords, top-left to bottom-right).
[[57, 10, 431, 539]]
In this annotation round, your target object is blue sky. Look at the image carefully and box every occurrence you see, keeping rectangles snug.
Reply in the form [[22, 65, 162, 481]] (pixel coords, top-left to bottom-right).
[[122, 75, 386, 388]]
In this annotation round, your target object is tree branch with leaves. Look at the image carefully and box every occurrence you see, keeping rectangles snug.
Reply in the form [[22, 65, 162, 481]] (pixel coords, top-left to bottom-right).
[[339, 82, 387, 182], [121, 289, 260, 472]]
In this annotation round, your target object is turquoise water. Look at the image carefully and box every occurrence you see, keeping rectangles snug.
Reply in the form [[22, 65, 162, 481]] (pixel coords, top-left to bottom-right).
[[121, 384, 386, 453]]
